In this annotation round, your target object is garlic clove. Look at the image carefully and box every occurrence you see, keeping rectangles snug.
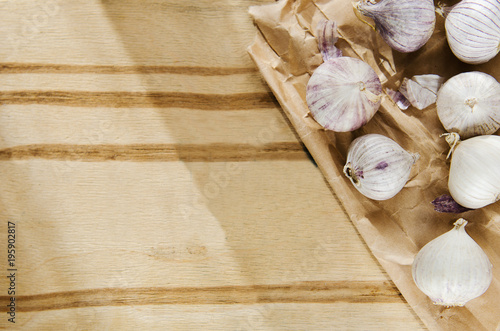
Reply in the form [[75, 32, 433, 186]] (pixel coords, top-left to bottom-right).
[[343, 134, 419, 200], [400, 74, 445, 110], [306, 57, 382, 132], [445, 0, 500, 64], [431, 194, 472, 213], [444, 132, 500, 209], [412, 218, 493, 307], [354, 0, 436, 53], [437, 71, 500, 139]]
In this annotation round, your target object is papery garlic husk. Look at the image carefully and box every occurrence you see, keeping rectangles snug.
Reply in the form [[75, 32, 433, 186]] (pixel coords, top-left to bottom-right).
[[437, 71, 500, 139], [354, 0, 436, 53], [400, 74, 445, 110], [316, 19, 343, 62], [343, 134, 419, 200], [412, 218, 493, 307], [385, 88, 411, 110], [386, 74, 444, 111], [445, 0, 500, 64], [444, 132, 500, 209], [306, 57, 382, 132]]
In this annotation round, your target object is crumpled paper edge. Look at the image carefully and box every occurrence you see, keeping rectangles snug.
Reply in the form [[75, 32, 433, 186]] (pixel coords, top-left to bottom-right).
[[247, 1, 500, 330]]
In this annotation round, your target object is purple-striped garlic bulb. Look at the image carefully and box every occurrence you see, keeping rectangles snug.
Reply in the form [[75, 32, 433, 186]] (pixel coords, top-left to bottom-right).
[[306, 20, 382, 132], [354, 0, 436, 53], [445, 0, 500, 64], [343, 134, 419, 200]]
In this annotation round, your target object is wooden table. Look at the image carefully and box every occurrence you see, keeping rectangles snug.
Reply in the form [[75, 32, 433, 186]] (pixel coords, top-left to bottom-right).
[[0, 1, 427, 329]]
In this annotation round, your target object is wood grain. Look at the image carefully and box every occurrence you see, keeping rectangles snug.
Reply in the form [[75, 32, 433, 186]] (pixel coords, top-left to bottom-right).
[[0, 142, 307, 162], [0, 0, 427, 329], [0, 91, 278, 109], [2, 281, 402, 312], [0, 63, 258, 75]]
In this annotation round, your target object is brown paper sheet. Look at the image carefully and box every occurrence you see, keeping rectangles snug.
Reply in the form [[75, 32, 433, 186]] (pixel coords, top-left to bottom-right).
[[247, 1, 500, 330]]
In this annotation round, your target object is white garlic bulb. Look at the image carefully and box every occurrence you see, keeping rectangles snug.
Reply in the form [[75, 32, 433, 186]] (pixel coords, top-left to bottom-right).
[[444, 132, 500, 209], [412, 218, 493, 306], [445, 0, 500, 64], [306, 20, 382, 132], [437, 71, 500, 139], [343, 134, 419, 200], [354, 0, 436, 53]]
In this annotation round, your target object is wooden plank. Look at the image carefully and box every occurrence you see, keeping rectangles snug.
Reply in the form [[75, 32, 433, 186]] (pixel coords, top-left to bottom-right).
[[1, 0, 267, 67], [0, 105, 298, 147], [13, 303, 426, 330], [0, 71, 269, 93]]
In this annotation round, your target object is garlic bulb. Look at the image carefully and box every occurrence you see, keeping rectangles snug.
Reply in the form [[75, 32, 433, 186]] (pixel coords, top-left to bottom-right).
[[412, 218, 493, 306], [343, 134, 419, 200], [445, 0, 500, 64], [436, 71, 500, 139], [306, 20, 382, 132], [354, 0, 436, 53], [444, 132, 500, 209]]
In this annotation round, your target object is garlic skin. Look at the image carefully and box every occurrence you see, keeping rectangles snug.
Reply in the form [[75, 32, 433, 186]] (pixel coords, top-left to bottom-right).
[[444, 133, 500, 209], [306, 57, 382, 132], [355, 0, 436, 53], [343, 134, 419, 200], [437, 72, 500, 139], [386, 88, 411, 110], [400, 74, 445, 110], [412, 218, 493, 307], [445, 0, 500, 64], [316, 19, 343, 62]]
